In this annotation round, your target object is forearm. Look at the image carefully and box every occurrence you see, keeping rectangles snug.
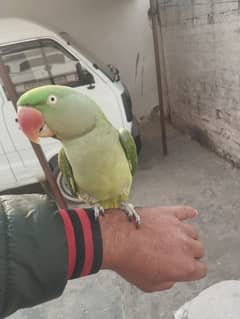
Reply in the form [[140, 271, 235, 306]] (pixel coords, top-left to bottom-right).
[[0, 195, 105, 319], [0, 195, 68, 318], [0, 195, 206, 318], [0, 195, 131, 318]]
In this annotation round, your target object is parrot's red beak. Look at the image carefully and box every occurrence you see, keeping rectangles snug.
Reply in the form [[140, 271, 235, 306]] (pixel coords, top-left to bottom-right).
[[17, 106, 54, 144]]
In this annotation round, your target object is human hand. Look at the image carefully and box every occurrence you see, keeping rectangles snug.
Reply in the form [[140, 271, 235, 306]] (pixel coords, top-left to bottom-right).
[[100, 206, 206, 292]]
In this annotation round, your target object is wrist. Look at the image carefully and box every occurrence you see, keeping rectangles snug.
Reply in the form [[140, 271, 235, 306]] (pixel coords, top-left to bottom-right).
[[99, 209, 139, 271]]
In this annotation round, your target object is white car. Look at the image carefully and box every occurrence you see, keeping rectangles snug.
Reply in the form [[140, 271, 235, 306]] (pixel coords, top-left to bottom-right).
[[0, 18, 141, 200]]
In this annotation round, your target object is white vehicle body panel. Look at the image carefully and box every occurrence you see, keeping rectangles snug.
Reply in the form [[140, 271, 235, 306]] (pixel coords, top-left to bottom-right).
[[0, 18, 132, 192]]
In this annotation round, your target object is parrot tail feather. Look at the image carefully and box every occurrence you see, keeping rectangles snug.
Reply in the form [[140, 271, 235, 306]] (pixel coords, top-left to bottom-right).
[[98, 199, 121, 209]]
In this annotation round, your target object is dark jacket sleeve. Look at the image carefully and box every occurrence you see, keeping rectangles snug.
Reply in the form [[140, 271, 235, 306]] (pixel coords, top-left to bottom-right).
[[0, 194, 68, 318]]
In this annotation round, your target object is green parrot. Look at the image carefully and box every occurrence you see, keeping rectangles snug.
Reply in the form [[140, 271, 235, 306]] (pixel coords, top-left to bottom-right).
[[17, 85, 140, 225]]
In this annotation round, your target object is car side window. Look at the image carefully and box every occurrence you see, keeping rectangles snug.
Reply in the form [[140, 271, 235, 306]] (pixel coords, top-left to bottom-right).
[[0, 39, 95, 96]]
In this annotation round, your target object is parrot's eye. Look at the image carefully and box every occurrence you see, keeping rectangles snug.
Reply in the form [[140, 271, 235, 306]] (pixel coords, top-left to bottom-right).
[[47, 95, 58, 105]]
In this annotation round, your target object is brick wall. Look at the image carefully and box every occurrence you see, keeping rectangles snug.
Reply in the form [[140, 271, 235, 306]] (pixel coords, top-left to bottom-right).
[[158, 0, 240, 164]]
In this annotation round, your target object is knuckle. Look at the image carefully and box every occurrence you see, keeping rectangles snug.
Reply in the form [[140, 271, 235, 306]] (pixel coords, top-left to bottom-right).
[[199, 243, 205, 256], [161, 282, 175, 290], [186, 262, 196, 276], [141, 286, 156, 293], [181, 206, 195, 214], [183, 205, 194, 211], [190, 224, 198, 234], [193, 240, 205, 258], [141, 282, 175, 293], [185, 224, 199, 238], [200, 264, 208, 277], [181, 236, 192, 251]]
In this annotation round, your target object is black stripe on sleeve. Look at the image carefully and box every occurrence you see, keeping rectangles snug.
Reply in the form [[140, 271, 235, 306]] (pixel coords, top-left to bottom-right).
[[67, 209, 85, 279], [84, 208, 103, 274]]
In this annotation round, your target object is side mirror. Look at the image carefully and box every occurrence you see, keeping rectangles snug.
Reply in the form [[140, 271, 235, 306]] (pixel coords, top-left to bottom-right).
[[107, 64, 120, 81]]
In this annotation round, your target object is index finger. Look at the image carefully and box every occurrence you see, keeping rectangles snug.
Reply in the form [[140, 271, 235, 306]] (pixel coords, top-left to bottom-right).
[[174, 206, 199, 221]]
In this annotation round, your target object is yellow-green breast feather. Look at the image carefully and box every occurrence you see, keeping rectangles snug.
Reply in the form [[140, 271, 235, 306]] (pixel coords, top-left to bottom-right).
[[61, 121, 135, 209]]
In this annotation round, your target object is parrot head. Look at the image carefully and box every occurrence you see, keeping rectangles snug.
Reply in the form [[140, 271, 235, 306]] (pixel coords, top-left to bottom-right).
[[17, 85, 98, 143]]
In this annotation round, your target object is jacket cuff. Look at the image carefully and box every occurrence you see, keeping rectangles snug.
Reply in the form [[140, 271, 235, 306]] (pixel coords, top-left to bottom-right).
[[0, 195, 68, 319], [58, 208, 103, 280]]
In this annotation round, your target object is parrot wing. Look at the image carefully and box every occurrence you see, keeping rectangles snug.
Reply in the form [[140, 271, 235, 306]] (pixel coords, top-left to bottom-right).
[[58, 147, 78, 197], [119, 129, 138, 176]]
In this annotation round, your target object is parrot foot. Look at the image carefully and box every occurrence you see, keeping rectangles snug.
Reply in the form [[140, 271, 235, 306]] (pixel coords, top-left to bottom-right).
[[93, 205, 105, 220], [120, 203, 141, 228]]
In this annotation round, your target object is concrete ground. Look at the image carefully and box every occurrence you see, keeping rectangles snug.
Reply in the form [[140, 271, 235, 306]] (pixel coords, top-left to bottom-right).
[[8, 117, 240, 319]]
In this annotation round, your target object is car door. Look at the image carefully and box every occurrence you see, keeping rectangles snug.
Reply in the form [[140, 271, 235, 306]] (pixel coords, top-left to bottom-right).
[[0, 43, 61, 191], [0, 85, 19, 191]]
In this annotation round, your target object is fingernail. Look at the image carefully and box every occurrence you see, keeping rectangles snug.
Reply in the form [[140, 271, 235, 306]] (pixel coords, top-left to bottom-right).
[[195, 209, 199, 216]]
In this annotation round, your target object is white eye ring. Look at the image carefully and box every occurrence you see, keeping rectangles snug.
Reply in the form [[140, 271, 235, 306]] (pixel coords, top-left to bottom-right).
[[47, 95, 58, 105]]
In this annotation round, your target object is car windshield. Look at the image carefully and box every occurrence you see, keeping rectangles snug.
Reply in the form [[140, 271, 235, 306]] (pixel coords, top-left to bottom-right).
[[0, 39, 95, 96]]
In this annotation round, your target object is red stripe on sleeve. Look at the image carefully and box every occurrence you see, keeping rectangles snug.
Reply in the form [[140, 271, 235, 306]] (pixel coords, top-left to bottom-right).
[[59, 210, 76, 279], [75, 208, 94, 277]]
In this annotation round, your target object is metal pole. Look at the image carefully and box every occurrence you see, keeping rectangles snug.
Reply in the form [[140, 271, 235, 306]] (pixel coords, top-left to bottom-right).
[[149, 0, 168, 155], [0, 55, 68, 210]]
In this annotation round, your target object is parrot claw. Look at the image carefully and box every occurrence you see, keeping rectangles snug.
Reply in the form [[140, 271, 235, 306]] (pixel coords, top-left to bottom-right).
[[120, 203, 141, 228], [93, 205, 105, 220]]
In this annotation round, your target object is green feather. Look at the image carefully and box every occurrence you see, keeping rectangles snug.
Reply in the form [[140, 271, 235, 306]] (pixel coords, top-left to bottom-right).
[[17, 85, 137, 209], [58, 147, 78, 197], [119, 129, 138, 176]]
